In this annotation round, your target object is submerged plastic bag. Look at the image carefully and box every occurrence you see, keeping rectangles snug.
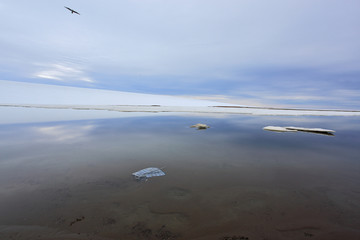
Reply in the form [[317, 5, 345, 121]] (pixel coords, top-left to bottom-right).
[[132, 167, 165, 180]]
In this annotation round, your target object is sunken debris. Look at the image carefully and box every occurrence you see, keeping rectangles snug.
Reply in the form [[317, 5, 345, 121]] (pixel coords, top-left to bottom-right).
[[220, 236, 249, 240], [131, 222, 179, 240], [69, 216, 85, 226]]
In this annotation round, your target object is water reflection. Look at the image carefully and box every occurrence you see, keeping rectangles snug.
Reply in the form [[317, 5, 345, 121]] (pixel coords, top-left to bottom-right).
[[33, 124, 96, 142], [0, 115, 360, 239]]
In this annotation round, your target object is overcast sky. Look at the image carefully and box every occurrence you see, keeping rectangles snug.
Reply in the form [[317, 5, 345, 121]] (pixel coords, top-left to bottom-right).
[[1, 0, 360, 109]]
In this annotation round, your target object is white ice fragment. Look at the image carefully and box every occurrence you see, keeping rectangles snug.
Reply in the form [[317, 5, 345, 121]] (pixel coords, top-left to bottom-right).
[[285, 127, 335, 134], [263, 126, 297, 132], [132, 167, 165, 180], [263, 126, 335, 135]]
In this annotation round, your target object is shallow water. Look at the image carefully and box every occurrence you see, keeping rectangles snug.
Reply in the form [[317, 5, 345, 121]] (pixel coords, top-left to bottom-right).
[[0, 113, 360, 240]]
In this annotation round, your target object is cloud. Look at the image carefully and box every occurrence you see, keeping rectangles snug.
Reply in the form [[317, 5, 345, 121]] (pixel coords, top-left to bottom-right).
[[184, 86, 360, 109], [1, 0, 360, 110], [33, 63, 94, 83], [2, 0, 360, 78]]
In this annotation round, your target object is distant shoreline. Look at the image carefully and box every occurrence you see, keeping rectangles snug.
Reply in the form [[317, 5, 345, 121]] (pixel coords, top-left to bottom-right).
[[214, 105, 360, 112], [2, 104, 360, 116]]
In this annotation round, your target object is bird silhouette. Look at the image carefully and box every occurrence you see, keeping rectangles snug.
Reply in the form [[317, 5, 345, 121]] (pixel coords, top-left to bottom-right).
[[64, 6, 80, 15]]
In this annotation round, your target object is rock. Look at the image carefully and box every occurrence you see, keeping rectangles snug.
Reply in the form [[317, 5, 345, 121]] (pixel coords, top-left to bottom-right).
[[190, 123, 210, 130]]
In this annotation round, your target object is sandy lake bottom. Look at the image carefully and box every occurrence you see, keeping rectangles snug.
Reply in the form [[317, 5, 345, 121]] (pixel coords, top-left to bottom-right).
[[0, 113, 359, 240]]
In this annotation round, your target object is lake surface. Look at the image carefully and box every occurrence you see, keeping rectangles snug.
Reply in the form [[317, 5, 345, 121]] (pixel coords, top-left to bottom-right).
[[0, 113, 360, 240]]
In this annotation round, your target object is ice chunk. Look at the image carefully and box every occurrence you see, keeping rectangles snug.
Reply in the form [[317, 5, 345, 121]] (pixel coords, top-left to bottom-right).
[[263, 126, 297, 132], [132, 167, 165, 180], [285, 126, 335, 134], [263, 126, 335, 135]]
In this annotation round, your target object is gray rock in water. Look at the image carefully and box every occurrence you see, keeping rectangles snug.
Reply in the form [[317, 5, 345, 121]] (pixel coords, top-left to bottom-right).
[[190, 123, 210, 130]]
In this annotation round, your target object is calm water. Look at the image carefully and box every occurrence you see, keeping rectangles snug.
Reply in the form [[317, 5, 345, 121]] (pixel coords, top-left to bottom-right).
[[0, 113, 360, 240]]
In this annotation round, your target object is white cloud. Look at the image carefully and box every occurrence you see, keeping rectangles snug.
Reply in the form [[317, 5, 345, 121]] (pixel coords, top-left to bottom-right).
[[0, 80, 225, 106], [181, 94, 271, 107], [33, 63, 94, 83], [185, 87, 360, 109], [0, 0, 359, 108], [2, 0, 360, 79]]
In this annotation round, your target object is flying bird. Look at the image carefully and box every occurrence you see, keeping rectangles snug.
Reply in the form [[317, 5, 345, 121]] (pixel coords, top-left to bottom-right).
[[64, 6, 80, 15]]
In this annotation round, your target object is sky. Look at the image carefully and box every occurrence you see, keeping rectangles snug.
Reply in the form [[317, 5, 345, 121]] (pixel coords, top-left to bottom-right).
[[1, 0, 360, 109]]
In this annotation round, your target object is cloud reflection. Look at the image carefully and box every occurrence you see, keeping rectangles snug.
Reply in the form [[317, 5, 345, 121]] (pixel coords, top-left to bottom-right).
[[33, 124, 95, 142]]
